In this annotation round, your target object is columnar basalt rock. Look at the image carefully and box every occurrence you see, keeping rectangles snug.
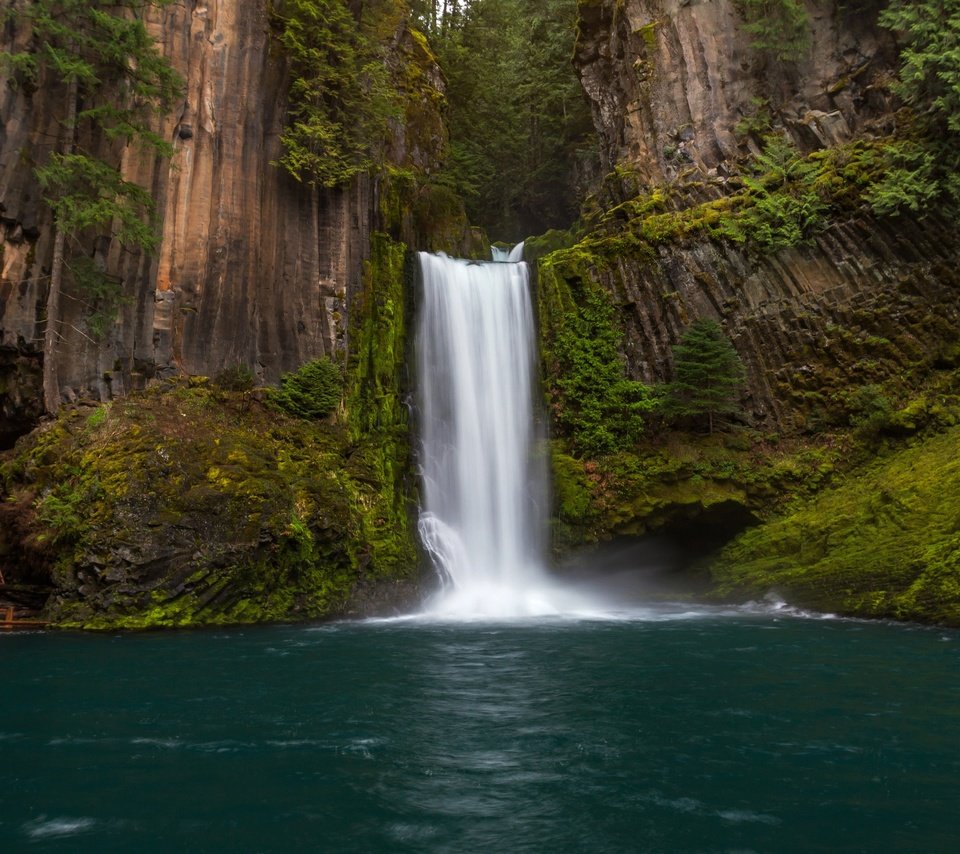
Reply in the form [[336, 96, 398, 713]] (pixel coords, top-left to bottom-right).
[[591, 214, 960, 428], [576, 0, 896, 183], [567, 1, 959, 429], [0, 0, 445, 439]]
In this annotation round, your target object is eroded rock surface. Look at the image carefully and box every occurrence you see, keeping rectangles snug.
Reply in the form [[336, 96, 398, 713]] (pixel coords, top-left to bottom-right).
[[0, 0, 445, 437], [576, 0, 896, 181]]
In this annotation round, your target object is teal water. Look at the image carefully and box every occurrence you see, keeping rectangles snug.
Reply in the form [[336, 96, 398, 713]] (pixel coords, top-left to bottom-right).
[[2, 608, 959, 852]]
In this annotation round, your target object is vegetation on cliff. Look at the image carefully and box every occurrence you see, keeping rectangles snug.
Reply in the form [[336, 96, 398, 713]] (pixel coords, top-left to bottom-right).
[[734, 0, 810, 62], [0, 233, 418, 629], [530, 0, 960, 626], [0, 0, 183, 414], [663, 319, 746, 435], [711, 425, 960, 626], [272, 0, 400, 187]]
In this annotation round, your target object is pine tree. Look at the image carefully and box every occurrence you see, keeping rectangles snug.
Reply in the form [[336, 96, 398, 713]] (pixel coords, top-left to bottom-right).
[[665, 319, 746, 434], [1, 0, 182, 413], [271, 0, 399, 188]]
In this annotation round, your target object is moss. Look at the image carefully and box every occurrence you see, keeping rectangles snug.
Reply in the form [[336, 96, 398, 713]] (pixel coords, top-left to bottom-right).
[[1, 228, 423, 630], [710, 426, 960, 625], [0, 375, 420, 629], [343, 230, 418, 581], [536, 245, 655, 457]]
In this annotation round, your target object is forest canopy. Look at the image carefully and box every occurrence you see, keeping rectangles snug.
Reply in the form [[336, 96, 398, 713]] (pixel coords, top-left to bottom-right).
[[410, 0, 595, 241]]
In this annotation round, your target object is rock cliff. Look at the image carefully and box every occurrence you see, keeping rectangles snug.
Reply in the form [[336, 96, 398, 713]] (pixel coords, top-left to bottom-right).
[[576, 0, 896, 183], [566, 0, 959, 429], [0, 0, 446, 442]]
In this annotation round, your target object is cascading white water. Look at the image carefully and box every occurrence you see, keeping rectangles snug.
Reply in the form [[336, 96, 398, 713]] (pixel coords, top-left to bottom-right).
[[416, 243, 587, 617]]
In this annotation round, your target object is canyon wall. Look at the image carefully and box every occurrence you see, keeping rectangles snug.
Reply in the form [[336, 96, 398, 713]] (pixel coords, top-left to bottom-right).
[[576, 0, 895, 182], [570, 0, 959, 428], [0, 0, 444, 444]]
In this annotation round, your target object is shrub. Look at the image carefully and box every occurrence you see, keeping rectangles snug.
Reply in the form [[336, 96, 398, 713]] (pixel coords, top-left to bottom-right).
[[549, 287, 655, 457], [270, 358, 343, 420], [214, 364, 256, 392]]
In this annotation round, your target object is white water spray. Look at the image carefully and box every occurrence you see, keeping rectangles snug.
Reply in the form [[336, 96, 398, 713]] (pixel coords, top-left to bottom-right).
[[416, 244, 590, 617]]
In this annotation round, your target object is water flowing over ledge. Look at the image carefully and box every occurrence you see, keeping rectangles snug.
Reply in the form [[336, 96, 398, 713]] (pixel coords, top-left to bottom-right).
[[416, 245, 602, 619]]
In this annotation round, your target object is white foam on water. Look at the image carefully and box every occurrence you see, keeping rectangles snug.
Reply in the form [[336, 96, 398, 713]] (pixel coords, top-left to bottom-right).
[[23, 816, 96, 839]]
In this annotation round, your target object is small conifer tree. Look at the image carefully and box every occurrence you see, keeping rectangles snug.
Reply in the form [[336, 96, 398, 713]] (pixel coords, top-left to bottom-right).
[[664, 319, 746, 434]]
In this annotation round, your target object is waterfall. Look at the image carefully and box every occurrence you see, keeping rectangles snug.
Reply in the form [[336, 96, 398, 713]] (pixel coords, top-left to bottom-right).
[[416, 244, 582, 617]]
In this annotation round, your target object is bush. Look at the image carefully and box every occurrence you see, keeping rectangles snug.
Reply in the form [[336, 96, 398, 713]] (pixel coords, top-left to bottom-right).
[[270, 358, 343, 420], [549, 287, 655, 457], [848, 384, 895, 440], [214, 364, 256, 392]]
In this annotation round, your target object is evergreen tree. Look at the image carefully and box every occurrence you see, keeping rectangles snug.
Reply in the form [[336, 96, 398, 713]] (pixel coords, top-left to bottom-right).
[[665, 319, 746, 434], [271, 0, 399, 188], [1, 0, 182, 414], [427, 0, 594, 240]]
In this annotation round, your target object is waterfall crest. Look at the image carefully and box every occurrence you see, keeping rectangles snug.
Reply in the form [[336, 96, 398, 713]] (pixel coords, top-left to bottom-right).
[[416, 245, 584, 618]]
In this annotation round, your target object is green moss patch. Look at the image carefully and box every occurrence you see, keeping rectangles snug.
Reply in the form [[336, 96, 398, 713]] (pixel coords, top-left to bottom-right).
[[710, 427, 960, 625], [0, 380, 418, 630]]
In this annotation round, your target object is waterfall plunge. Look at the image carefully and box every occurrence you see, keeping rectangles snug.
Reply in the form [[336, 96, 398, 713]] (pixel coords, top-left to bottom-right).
[[416, 245, 589, 618]]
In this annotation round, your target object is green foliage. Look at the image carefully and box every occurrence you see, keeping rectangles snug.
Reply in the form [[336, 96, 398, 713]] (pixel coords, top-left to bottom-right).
[[847, 383, 895, 440], [539, 254, 655, 457], [880, 0, 960, 134], [734, 135, 827, 248], [872, 1, 960, 210], [36, 154, 160, 251], [734, 0, 810, 61], [582, 130, 953, 254], [270, 358, 343, 420], [734, 97, 774, 139], [272, 0, 400, 187], [711, 426, 960, 626], [1, 0, 182, 341], [664, 319, 746, 433], [426, 0, 596, 240], [863, 142, 940, 216], [214, 364, 257, 393], [2, 0, 182, 142], [1, 380, 417, 628], [62, 257, 128, 340]]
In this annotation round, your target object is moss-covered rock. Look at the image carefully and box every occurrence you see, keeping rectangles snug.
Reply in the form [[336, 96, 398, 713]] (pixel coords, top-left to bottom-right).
[[0, 381, 419, 629], [0, 230, 423, 630], [709, 426, 960, 626]]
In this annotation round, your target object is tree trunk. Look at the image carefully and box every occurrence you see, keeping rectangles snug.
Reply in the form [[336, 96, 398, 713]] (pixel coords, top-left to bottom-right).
[[43, 75, 78, 416]]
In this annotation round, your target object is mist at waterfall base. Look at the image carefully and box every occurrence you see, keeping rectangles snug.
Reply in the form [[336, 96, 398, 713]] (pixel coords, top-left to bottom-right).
[[415, 245, 636, 618]]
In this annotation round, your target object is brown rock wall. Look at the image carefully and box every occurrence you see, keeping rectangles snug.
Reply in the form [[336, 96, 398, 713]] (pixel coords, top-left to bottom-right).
[[576, 0, 896, 183], [0, 1, 442, 434], [600, 214, 960, 427]]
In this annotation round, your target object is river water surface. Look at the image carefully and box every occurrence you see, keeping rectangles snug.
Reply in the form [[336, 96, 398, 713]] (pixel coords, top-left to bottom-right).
[[3, 607, 959, 852]]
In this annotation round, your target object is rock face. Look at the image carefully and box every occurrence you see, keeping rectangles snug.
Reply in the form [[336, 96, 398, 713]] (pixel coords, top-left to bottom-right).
[[0, 0, 445, 440], [575, 0, 896, 182], [600, 213, 960, 428], [568, 1, 960, 428]]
